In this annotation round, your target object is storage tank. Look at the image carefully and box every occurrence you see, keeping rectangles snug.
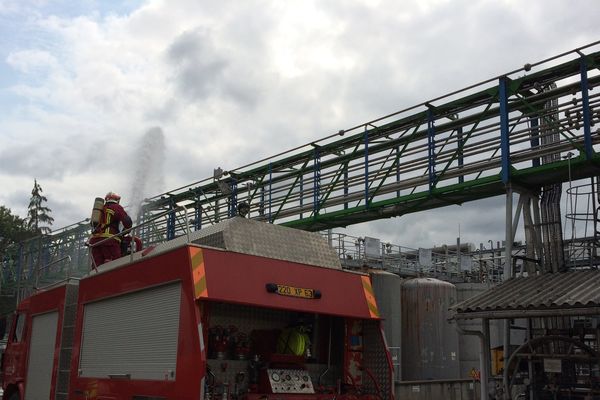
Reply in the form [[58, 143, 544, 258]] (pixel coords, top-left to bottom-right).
[[369, 270, 402, 381], [401, 277, 460, 380]]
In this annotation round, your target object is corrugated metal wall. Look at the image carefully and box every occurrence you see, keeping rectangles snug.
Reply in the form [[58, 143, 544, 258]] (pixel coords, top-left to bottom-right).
[[79, 282, 182, 380], [25, 311, 59, 400]]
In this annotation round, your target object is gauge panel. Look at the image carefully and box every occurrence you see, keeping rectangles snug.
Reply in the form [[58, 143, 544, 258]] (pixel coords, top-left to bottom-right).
[[267, 369, 315, 393]]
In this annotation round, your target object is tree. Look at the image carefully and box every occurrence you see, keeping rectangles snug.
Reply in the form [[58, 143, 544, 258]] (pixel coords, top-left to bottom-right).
[[0, 206, 33, 260], [27, 179, 54, 235]]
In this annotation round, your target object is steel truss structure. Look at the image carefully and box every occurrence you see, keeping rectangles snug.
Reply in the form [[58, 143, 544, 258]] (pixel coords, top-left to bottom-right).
[[3, 42, 600, 301], [139, 43, 600, 238]]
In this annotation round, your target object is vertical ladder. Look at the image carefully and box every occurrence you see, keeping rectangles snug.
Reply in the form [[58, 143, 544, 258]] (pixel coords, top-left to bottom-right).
[[54, 282, 79, 400]]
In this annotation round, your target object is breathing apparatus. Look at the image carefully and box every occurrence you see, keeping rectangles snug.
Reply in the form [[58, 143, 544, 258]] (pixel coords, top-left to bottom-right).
[[90, 197, 105, 228]]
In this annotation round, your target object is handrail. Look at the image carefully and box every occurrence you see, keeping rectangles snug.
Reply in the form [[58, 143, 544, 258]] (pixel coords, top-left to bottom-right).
[[36, 277, 81, 292], [35, 255, 72, 289]]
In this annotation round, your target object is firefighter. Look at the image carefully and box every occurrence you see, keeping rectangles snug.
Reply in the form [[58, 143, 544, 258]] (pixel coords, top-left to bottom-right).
[[89, 192, 132, 268]]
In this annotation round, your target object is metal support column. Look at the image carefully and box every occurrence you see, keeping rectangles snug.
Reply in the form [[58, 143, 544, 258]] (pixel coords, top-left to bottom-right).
[[457, 127, 464, 184], [195, 194, 202, 231], [580, 55, 594, 159], [167, 198, 176, 240], [503, 187, 513, 398], [344, 166, 349, 210], [259, 186, 265, 217], [313, 148, 321, 216], [228, 178, 238, 218], [427, 108, 436, 190], [364, 127, 370, 208], [499, 77, 511, 184], [483, 318, 491, 386], [268, 163, 272, 222], [300, 175, 304, 219], [395, 145, 401, 197]]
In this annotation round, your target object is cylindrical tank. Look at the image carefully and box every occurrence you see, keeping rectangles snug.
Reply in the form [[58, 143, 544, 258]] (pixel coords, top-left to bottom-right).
[[369, 270, 402, 381], [401, 277, 460, 380], [90, 197, 104, 227]]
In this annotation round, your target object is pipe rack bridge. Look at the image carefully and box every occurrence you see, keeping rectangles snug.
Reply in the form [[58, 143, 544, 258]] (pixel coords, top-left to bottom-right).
[[3, 42, 600, 295], [140, 42, 600, 242]]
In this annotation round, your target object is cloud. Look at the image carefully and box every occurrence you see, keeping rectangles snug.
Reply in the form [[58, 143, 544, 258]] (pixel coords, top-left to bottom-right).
[[6, 49, 58, 73], [166, 29, 229, 102]]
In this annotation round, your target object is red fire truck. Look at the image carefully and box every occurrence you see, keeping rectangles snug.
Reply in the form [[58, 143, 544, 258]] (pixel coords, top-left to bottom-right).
[[1, 217, 394, 400]]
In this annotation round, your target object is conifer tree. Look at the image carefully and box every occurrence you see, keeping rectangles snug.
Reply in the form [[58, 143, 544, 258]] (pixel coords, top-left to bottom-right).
[[27, 179, 54, 234]]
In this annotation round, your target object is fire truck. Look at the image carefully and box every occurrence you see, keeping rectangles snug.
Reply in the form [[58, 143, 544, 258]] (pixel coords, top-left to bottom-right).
[[1, 217, 394, 400]]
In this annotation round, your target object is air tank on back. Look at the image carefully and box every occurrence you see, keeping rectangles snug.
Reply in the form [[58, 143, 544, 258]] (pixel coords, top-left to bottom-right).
[[401, 277, 460, 380], [369, 270, 402, 381]]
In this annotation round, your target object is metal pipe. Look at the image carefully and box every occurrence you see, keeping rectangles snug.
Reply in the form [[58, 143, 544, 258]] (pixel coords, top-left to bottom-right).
[[482, 318, 491, 386], [526, 319, 534, 400], [512, 195, 524, 239], [35, 255, 72, 289], [36, 255, 72, 272], [36, 276, 81, 291], [184, 206, 190, 243], [455, 322, 489, 400]]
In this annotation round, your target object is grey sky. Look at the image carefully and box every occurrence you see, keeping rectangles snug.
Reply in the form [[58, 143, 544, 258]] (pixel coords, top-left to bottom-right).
[[0, 0, 598, 248]]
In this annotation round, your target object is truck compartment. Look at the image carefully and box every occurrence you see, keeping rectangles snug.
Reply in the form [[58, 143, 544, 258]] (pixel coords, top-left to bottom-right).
[[204, 300, 391, 400]]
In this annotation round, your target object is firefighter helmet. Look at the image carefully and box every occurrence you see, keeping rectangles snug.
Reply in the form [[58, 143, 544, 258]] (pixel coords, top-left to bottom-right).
[[105, 191, 121, 204]]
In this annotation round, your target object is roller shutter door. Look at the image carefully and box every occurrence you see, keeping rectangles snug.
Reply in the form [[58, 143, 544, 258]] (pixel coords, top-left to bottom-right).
[[25, 311, 59, 400], [79, 281, 181, 380]]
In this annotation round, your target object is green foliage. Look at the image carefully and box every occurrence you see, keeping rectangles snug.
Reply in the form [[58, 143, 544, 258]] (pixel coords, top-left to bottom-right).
[[0, 206, 34, 261], [27, 179, 54, 235]]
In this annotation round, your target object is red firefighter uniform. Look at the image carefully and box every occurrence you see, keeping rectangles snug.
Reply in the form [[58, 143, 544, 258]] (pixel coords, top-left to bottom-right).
[[89, 192, 132, 268]]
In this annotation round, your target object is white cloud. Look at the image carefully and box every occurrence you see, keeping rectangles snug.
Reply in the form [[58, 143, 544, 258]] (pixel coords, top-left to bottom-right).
[[6, 49, 58, 73]]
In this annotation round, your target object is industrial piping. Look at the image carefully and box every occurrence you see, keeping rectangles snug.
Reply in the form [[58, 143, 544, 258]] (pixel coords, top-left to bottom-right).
[[454, 323, 489, 400]]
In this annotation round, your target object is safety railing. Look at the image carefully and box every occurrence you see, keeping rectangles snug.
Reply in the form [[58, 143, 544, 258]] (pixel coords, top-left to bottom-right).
[[322, 232, 509, 283], [5, 206, 193, 309], [563, 179, 600, 268]]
